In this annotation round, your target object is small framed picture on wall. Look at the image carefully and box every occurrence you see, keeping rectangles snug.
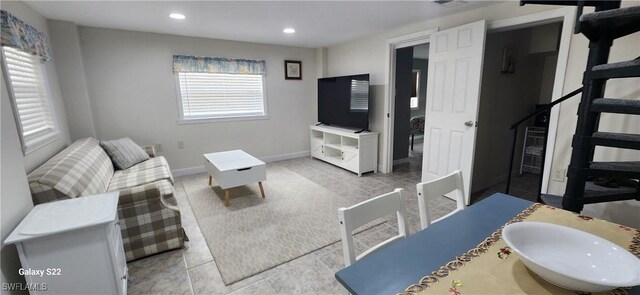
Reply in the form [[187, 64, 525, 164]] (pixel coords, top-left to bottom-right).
[[284, 60, 302, 80]]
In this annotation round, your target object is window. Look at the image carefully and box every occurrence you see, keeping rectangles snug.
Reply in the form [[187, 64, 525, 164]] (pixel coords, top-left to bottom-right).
[[2, 46, 58, 154], [176, 73, 267, 122], [410, 97, 419, 109], [410, 70, 420, 109], [173, 54, 267, 123]]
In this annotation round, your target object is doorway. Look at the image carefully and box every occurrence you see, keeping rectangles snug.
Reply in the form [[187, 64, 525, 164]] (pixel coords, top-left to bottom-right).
[[470, 22, 563, 203], [382, 8, 573, 205], [392, 44, 429, 173]]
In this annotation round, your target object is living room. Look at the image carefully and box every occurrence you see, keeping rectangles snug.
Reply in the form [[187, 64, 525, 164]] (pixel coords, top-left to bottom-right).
[[2, 1, 639, 294]]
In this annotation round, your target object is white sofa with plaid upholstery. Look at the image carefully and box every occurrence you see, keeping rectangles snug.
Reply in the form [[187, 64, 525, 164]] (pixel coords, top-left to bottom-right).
[[27, 138, 186, 261]]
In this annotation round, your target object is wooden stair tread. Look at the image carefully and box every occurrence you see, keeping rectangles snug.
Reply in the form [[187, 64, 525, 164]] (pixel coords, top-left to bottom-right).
[[591, 161, 640, 172], [584, 180, 637, 196], [590, 59, 640, 79], [589, 161, 640, 178], [579, 6, 640, 41], [591, 132, 640, 150], [580, 5, 640, 21], [591, 98, 640, 115]]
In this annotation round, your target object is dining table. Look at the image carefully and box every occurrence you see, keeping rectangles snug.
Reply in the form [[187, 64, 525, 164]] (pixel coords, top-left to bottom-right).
[[334, 193, 640, 295]]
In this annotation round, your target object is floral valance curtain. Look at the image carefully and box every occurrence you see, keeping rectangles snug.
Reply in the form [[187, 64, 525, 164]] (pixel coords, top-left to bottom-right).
[[1, 10, 52, 61], [173, 55, 266, 75]]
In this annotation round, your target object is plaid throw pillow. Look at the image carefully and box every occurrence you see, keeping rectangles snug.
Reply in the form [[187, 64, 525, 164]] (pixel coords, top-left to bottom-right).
[[100, 138, 149, 170]]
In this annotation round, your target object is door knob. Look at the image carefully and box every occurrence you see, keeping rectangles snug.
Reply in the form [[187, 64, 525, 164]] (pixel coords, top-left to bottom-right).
[[464, 121, 474, 127]]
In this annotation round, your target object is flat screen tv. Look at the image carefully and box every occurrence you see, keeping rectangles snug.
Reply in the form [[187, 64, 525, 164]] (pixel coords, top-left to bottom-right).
[[317, 74, 370, 131]]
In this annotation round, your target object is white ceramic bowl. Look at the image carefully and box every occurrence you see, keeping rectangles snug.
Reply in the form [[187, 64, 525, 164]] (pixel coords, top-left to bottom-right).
[[502, 221, 640, 292]]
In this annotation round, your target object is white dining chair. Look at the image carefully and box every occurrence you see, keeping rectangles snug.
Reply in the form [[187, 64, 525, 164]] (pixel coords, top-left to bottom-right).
[[338, 188, 408, 267], [416, 170, 466, 230]]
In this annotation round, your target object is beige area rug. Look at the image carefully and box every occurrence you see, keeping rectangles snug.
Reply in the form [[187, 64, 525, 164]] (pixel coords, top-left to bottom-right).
[[182, 165, 374, 285]]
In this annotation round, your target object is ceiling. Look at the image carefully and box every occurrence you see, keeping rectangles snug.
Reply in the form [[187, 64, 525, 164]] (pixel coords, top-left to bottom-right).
[[28, 1, 498, 48]]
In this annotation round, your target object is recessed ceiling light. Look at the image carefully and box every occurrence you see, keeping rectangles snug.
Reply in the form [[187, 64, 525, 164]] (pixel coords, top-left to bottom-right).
[[169, 13, 186, 20], [283, 28, 295, 34]]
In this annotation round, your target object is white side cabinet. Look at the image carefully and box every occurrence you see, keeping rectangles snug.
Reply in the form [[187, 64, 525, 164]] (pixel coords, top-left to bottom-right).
[[310, 125, 379, 176], [4, 192, 127, 295]]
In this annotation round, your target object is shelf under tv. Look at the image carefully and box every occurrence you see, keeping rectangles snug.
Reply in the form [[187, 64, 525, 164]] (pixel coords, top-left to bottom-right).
[[309, 125, 379, 176]]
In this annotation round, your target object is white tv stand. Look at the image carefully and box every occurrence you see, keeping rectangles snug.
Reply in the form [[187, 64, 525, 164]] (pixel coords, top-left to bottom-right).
[[310, 125, 379, 176]]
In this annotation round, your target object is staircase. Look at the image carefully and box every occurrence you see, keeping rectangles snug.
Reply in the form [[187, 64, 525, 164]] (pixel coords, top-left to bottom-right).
[[520, 0, 640, 212]]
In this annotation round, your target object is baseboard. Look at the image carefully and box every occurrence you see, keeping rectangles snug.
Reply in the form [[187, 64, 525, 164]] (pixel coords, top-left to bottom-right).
[[172, 166, 206, 177], [171, 150, 311, 177], [260, 150, 310, 163]]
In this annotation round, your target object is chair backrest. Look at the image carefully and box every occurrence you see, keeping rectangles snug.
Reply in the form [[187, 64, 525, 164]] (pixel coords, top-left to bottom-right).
[[338, 188, 408, 267], [416, 170, 465, 230]]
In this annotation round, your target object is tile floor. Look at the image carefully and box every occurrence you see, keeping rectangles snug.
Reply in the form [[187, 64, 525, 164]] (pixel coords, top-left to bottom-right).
[[405, 139, 541, 205], [126, 147, 462, 294], [126, 139, 540, 294]]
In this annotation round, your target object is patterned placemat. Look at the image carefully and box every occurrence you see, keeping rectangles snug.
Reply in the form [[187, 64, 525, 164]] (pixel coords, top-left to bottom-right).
[[401, 203, 640, 295]]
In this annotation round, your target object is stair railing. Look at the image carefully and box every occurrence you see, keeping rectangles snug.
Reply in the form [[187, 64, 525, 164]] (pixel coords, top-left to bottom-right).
[[506, 86, 584, 201]]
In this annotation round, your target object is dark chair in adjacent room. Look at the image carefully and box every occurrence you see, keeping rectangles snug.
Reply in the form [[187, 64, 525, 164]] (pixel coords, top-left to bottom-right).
[[409, 115, 425, 151]]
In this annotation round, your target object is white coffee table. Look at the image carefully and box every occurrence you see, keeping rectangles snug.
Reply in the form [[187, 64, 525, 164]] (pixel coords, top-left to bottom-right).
[[203, 150, 266, 206]]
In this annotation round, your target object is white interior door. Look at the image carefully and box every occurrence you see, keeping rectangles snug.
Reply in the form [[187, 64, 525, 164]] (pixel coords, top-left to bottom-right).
[[421, 20, 487, 205]]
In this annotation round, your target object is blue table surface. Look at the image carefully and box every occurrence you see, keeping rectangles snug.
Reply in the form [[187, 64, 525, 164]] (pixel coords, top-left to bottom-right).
[[334, 193, 640, 295]]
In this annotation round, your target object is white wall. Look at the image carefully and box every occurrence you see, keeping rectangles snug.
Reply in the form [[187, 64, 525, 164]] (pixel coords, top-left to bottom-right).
[[48, 20, 96, 140], [538, 54, 558, 104], [1, 69, 31, 295], [326, 1, 556, 171], [529, 22, 560, 54], [75, 27, 317, 170], [326, 1, 640, 225], [1, 2, 70, 291]]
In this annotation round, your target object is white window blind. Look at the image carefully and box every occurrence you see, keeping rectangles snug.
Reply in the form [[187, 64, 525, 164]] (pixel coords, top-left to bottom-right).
[[177, 72, 266, 121], [2, 46, 58, 153]]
